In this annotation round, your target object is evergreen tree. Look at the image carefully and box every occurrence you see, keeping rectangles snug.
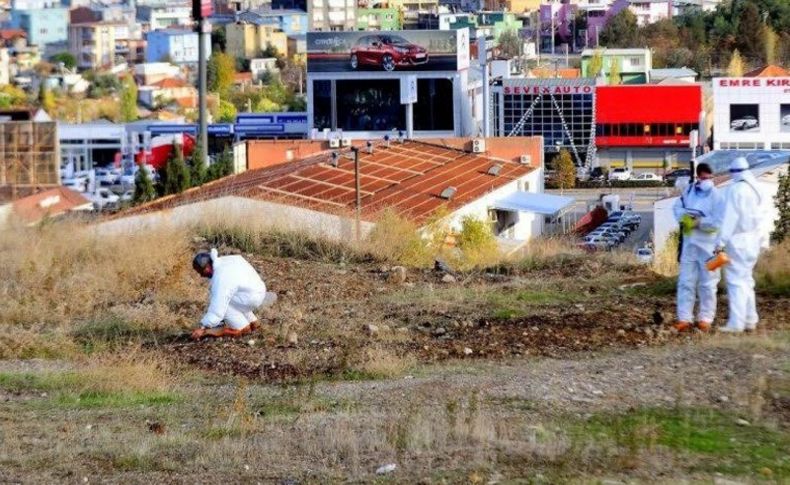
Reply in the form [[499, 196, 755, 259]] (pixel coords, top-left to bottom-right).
[[554, 149, 576, 191], [599, 10, 639, 48], [587, 49, 604, 78], [735, 2, 763, 62], [207, 148, 234, 181], [771, 170, 790, 243], [189, 139, 208, 186], [609, 59, 622, 85], [763, 26, 778, 65], [133, 165, 156, 204], [163, 143, 191, 195], [727, 50, 744, 77], [38, 85, 56, 112], [120, 75, 138, 122]]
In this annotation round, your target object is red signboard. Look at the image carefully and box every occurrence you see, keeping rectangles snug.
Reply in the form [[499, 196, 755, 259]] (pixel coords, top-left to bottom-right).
[[596, 85, 701, 148], [192, 0, 213, 20]]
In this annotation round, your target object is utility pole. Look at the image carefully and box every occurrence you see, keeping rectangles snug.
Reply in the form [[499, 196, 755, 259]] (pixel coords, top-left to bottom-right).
[[197, 18, 209, 169]]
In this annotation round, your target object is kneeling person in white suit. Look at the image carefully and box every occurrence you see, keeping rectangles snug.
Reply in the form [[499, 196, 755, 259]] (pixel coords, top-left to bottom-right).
[[191, 249, 276, 340]]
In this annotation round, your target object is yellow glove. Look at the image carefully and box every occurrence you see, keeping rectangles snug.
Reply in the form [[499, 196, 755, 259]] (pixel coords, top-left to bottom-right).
[[680, 214, 697, 235]]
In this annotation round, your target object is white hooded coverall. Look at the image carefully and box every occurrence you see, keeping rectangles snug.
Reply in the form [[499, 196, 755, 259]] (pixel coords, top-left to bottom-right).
[[200, 249, 268, 330], [717, 172, 764, 331], [673, 182, 723, 323]]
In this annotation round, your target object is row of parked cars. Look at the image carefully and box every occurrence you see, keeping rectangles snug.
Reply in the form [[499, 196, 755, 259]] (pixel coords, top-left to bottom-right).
[[61, 165, 158, 210], [578, 211, 642, 251]]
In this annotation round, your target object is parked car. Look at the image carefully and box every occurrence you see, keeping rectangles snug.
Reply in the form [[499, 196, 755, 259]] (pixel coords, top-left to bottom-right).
[[350, 34, 428, 72], [120, 165, 157, 188], [663, 168, 691, 185], [96, 167, 121, 186], [782, 114, 790, 126], [87, 188, 120, 210], [632, 172, 662, 182], [62, 177, 88, 192], [730, 116, 758, 130], [636, 247, 654, 264], [120, 190, 134, 203], [608, 167, 631, 181]]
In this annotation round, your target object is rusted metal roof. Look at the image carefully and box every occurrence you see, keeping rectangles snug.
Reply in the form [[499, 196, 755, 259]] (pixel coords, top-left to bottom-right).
[[120, 140, 537, 224]]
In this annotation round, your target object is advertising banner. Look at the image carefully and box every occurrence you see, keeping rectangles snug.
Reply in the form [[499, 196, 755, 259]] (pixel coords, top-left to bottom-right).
[[307, 29, 467, 73]]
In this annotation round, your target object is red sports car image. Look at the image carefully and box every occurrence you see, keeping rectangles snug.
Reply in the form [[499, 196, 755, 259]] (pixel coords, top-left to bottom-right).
[[350, 34, 429, 71]]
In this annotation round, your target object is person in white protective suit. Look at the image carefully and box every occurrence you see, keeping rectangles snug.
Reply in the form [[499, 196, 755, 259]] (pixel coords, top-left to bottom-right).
[[715, 157, 764, 333], [673, 162, 723, 332], [190, 249, 276, 340]]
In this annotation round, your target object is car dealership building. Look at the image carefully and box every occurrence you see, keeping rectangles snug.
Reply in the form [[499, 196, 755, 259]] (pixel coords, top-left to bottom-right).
[[305, 28, 485, 140], [712, 77, 790, 150]]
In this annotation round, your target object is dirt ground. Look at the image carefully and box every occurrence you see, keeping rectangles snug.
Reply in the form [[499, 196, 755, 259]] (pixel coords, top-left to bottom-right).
[[2, 246, 788, 484], [159, 250, 789, 384]]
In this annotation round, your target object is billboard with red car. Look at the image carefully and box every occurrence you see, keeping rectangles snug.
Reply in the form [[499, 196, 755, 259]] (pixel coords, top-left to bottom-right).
[[307, 29, 469, 73]]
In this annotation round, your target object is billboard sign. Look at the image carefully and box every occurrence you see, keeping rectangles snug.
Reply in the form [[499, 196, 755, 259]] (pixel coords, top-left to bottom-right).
[[307, 29, 469, 73], [192, 0, 213, 20]]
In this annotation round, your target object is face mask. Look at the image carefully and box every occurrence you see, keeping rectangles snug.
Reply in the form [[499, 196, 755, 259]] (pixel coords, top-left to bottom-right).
[[696, 179, 714, 192]]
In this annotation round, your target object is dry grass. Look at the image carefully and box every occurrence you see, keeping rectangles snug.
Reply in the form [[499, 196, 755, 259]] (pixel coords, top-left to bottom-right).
[[652, 231, 680, 276], [0, 220, 193, 328], [756, 239, 790, 295], [356, 346, 416, 379]]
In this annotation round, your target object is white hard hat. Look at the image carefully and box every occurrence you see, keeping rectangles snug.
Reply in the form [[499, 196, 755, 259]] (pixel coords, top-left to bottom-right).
[[730, 157, 749, 171]]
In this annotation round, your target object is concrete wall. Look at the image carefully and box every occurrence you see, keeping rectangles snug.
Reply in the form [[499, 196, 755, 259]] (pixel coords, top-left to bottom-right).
[[95, 196, 375, 242]]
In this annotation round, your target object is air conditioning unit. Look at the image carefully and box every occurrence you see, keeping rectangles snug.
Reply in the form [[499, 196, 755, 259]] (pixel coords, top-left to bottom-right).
[[341, 138, 351, 147], [329, 138, 340, 148], [472, 138, 486, 153], [519, 154, 531, 165]]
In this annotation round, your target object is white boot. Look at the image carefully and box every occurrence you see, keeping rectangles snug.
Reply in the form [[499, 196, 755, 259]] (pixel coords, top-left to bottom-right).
[[718, 325, 744, 334]]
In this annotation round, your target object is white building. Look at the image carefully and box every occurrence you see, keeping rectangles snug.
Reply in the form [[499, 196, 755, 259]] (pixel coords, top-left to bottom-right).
[[0, 48, 9, 86], [137, 5, 193, 31], [628, 0, 672, 26], [712, 77, 790, 150], [59, 122, 128, 171], [653, 150, 789, 253], [310, 0, 356, 31]]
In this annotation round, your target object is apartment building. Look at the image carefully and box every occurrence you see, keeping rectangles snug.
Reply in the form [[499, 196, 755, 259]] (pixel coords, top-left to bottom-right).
[[226, 22, 288, 59], [69, 22, 121, 70], [310, 0, 356, 31]]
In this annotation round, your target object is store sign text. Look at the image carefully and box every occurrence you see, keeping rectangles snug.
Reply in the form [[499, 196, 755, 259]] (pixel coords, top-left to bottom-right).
[[504, 86, 593, 95], [718, 79, 790, 87]]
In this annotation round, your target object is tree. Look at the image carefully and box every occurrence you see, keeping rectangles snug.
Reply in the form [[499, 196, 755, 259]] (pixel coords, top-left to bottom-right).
[[497, 29, 521, 59], [665, 47, 693, 68], [727, 49, 744, 77], [554, 149, 576, 191], [609, 59, 621, 85], [133, 165, 156, 204], [771, 170, 790, 243], [189, 139, 208, 186], [599, 9, 639, 48], [0, 85, 28, 109], [216, 99, 237, 122], [119, 75, 138, 122], [38, 85, 56, 112], [262, 43, 281, 58], [587, 49, 604, 78], [211, 25, 226, 52], [208, 52, 236, 95], [763, 25, 778, 65], [207, 148, 234, 181], [163, 143, 191, 195], [49, 52, 76, 70], [735, 2, 763, 62]]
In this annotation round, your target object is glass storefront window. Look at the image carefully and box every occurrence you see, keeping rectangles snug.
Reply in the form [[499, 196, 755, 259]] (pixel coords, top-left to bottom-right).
[[313, 80, 332, 131], [414, 79, 454, 131], [336, 79, 405, 132]]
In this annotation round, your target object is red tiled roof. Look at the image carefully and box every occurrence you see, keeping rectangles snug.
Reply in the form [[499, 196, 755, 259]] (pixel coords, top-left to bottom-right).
[[0, 29, 26, 41], [12, 186, 91, 224], [152, 77, 188, 88], [234, 72, 253, 83], [744, 65, 789, 77], [118, 140, 537, 225]]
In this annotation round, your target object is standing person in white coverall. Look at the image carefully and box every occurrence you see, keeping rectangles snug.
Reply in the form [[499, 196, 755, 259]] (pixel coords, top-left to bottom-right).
[[191, 249, 276, 340], [715, 157, 764, 333], [673, 162, 724, 332]]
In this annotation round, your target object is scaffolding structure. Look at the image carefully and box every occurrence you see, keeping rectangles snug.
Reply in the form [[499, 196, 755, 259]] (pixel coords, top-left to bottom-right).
[[0, 121, 59, 200]]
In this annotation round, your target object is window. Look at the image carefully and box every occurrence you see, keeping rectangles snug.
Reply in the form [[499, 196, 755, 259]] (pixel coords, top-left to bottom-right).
[[629, 57, 642, 66], [336, 79, 404, 131], [414, 79, 454, 131]]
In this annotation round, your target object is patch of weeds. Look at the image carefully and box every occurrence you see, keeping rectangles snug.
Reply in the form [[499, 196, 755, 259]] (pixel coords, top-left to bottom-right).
[[55, 391, 179, 409], [572, 407, 790, 477], [0, 371, 81, 392], [627, 277, 676, 297], [72, 316, 150, 350], [488, 396, 538, 413], [493, 308, 520, 320], [337, 369, 380, 382], [490, 289, 576, 320]]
